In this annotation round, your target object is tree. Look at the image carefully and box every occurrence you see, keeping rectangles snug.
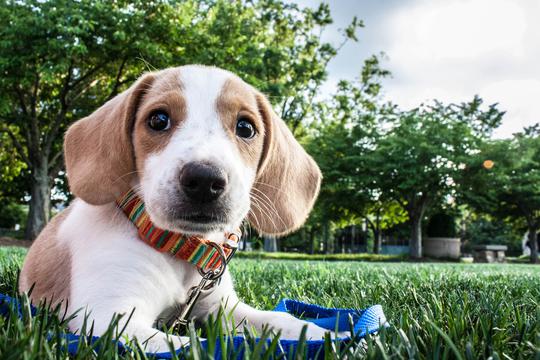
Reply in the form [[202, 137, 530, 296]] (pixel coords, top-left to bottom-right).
[[364, 200, 407, 254], [365, 97, 503, 258], [461, 129, 540, 263], [304, 55, 390, 253], [0, 0, 361, 239]]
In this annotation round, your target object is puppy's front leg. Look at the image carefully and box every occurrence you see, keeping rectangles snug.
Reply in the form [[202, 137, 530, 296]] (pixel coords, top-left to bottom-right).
[[71, 304, 190, 353], [229, 301, 330, 340], [192, 272, 329, 340]]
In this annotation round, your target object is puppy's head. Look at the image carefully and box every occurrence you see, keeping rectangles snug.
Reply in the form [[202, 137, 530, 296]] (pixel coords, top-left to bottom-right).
[[65, 65, 321, 236]]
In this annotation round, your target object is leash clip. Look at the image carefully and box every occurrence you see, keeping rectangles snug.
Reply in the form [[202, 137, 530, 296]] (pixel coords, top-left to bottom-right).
[[170, 232, 239, 332]]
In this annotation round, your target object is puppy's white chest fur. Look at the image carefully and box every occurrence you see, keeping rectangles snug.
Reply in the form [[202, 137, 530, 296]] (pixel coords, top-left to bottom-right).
[[60, 200, 202, 331]]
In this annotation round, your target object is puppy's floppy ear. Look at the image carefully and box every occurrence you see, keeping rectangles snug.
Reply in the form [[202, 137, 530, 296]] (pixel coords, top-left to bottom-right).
[[64, 73, 155, 205], [249, 93, 322, 235]]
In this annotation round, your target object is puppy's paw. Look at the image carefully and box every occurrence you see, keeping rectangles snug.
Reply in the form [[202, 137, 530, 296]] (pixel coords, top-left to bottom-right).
[[293, 324, 352, 341], [278, 323, 329, 340], [124, 329, 190, 353]]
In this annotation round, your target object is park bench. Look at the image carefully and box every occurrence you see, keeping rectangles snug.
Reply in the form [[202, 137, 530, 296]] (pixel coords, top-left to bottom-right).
[[473, 245, 508, 263]]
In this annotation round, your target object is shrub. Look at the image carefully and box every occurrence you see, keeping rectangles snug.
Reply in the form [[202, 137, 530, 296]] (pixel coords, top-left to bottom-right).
[[464, 217, 522, 255], [426, 212, 457, 238], [0, 202, 26, 229]]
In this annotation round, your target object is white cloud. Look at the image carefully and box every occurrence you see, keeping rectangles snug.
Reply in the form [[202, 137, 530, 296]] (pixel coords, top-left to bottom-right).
[[294, 0, 540, 139], [379, 0, 540, 138], [481, 79, 540, 137], [390, 0, 526, 63]]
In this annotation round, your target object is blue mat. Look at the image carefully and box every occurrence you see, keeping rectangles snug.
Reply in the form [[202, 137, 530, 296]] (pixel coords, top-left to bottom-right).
[[0, 294, 386, 359]]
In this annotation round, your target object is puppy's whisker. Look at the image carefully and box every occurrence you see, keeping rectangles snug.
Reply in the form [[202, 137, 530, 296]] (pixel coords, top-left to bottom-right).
[[247, 200, 265, 232], [250, 194, 280, 230], [249, 196, 280, 233], [250, 187, 285, 225], [250, 192, 287, 231], [253, 181, 288, 195], [251, 182, 293, 227], [247, 209, 262, 234], [111, 170, 144, 186]]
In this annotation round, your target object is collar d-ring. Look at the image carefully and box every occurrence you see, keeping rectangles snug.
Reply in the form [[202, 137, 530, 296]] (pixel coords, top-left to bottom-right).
[[198, 241, 228, 280]]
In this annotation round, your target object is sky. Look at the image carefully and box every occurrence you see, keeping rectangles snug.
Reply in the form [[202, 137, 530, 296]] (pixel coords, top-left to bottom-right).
[[293, 0, 540, 138]]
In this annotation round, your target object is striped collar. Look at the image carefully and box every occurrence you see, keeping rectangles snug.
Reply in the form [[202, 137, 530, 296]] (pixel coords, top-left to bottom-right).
[[116, 189, 240, 272]]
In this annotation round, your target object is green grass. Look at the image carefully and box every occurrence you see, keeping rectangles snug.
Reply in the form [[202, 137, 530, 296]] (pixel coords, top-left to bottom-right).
[[1, 247, 539, 359], [234, 251, 405, 262]]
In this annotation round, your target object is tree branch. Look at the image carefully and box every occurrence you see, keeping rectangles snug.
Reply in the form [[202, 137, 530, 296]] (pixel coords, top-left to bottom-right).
[[13, 86, 28, 116], [364, 216, 376, 233], [0, 125, 31, 166], [280, 97, 291, 119], [12, 82, 38, 156], [48, 150, 65, 178], [516, 201, 533, 227], [44, 62, 73, 153], [69, 60, 109, 91], [19, 74, 41, 162], [48, 148, 63, 170], [106, 57, 128, 101], [30, 72, 40, 120]]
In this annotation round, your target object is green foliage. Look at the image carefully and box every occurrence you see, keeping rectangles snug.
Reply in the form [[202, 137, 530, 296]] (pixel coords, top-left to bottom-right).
[[461, 130, 540, 262], [0, 128, 28, 203], [306, 93, 504, 256], [0, 247, 539, 358], [368, 98, 503, 214], [0, 202, 26, 229], [463, 135, 540, 221], [427, 213, 457, 238], [363, 98, 503, 257], [306, 55, 388, 223], [463, 217, 522, 255], [0, 0, 537, 258], [301, 54, 391, 252]]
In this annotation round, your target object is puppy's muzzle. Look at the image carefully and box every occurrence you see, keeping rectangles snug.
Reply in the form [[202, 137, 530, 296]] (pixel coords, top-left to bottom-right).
[[180, 162, 228, 204]]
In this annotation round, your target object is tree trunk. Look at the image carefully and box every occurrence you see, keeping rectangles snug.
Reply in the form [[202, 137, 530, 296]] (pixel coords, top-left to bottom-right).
[[263, 235, 277, 252], [323, 222, 328, 254], [528, 225, 539, 264], [323, 221, 334, 254], [300, 228, 307, 252], [25, 165, 50, 240], [373, 211, 382, 254], [351, 225, 356, 253], [408, 199, 427, 259], [410, 214, 423, 259], [373, 229, 382, 254], [241, 233, 247, 251]]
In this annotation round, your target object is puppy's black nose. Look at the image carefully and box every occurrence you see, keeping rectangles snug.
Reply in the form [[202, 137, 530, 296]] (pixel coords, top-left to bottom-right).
[[180, 162, 227, 203]]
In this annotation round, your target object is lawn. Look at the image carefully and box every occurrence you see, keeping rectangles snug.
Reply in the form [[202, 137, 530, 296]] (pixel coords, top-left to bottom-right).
[[0, 246, 539, 359]]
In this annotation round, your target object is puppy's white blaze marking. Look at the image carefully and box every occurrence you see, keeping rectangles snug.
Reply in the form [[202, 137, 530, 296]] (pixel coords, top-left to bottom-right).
[[142, 66, 254, 236]]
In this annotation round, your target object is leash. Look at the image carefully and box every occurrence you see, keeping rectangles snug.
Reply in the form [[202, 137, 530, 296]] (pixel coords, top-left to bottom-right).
[[116, 189, 240, 331], [0, 293, 387, 359]]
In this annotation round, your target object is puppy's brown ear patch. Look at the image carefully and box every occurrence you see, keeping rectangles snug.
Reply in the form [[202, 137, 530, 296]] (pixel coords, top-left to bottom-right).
[[249, 93, 322, 235], [64, 73, 155, 204]]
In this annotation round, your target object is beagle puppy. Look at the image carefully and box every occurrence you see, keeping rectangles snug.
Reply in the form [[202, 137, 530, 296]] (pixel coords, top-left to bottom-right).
[[19, 65, 326, 352]]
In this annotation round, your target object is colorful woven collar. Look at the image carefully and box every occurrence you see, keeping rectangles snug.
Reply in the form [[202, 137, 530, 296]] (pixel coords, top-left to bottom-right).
[[116, 189, 240, 272]]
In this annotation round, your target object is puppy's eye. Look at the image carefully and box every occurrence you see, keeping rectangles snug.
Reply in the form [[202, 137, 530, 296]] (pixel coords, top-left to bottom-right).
[[236, 116, 256, 139], [148, 111, 170, 131]]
